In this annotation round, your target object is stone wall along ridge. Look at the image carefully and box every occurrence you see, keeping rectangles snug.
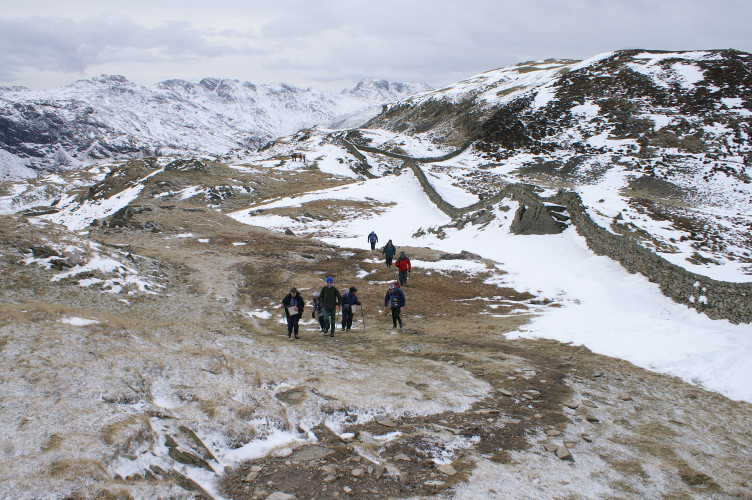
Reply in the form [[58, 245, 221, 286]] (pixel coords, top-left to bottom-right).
[[347, 140, 752, 324]]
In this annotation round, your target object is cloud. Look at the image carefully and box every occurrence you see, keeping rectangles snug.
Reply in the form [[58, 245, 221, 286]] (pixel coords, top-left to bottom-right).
[[1, 1, 752, 91], [0, 17, 249, 81]]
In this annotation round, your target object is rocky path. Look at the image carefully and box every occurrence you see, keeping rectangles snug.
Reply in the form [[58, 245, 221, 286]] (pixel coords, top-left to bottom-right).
[[218, 313, 752, 499]]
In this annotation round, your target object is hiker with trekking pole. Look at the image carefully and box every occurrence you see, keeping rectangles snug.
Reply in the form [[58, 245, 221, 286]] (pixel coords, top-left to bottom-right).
[[341, 286, 361, 332], [311, 291, 329, 332], [319, 277, 341, 337]]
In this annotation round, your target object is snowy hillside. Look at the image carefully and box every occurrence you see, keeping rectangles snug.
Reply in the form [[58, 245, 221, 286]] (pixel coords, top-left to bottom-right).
[[363, 50, 752, 282], [2, 130, 751, 498], [0, 76, 430, 180], [1, 50, 752, 499]]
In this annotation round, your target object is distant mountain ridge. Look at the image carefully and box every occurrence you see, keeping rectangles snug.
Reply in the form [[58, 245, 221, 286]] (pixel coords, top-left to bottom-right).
[[0, 76, 431, 179]]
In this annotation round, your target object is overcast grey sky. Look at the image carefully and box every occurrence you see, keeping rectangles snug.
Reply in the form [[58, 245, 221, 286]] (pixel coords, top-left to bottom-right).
[[2, 0, 751, 91]]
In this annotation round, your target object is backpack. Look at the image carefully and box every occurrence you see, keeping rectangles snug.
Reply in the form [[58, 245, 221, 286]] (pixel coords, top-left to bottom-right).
[[342, 291, 357, 309], [389, 290, 403, 308]]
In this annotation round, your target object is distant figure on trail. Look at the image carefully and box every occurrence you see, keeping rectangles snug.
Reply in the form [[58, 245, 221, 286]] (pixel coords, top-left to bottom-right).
[[341, 286, 362, 331], [367, 231, 379, 250], [384, 282, 406, 330], [311, 291, 328, 332], [282, 287, 304, 339], [291, 153, 297, 161], [395, 251, 411, 286], [319, 277, 342, 337], [382, 240, 396, 268]]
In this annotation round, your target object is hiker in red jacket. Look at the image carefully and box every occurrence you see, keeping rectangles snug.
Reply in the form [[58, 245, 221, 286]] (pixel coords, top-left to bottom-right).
[[395, 251, 411, 286]]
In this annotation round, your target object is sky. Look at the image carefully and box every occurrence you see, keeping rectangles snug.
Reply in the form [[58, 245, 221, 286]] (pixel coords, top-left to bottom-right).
[[2, 0, 752, 92]]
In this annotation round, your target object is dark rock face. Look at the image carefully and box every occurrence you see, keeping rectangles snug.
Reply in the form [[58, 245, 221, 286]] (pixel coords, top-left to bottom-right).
[[510, 203, 568, 235], [366, 98, 482, 146]]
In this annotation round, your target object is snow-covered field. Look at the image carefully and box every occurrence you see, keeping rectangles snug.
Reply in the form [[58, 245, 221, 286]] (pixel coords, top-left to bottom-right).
[[230, 137, 752, 404]]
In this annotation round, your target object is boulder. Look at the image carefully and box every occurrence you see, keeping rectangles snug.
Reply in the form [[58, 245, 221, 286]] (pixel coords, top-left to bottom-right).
[[510, 203, 568, 235]]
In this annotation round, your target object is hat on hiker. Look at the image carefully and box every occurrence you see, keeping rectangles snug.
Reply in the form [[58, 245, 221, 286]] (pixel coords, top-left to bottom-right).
[[313, 291, 320, 297], [326, 277, 333, 283], [350, 286, 357, 293], [290, 287, 298, 294], [388, 283, 395, 290]]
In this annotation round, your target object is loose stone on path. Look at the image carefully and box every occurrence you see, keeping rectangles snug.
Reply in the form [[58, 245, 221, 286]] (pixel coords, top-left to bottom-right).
[[266, 492, 297, 500], [375, 415, 398, 427], [437, 464, 457, 476], [555, 446, 575, 462]]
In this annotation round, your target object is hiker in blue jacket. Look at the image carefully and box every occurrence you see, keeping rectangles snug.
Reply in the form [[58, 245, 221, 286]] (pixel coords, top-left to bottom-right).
[[367, 231, 379, 250], [282, 287, 304, 339], [383, 282, 406, 329], [341, 286, 362, 331]]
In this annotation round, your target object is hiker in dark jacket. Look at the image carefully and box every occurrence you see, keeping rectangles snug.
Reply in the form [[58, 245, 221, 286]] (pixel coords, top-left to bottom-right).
[[395, 251, 411, 286], [381, 240, 396, 267], [367, 231, 379, 250], [311, 291, 328, 332], [282, 287, 304, 339], [319, 277, 342, 337], [341, 286, 362, 331], [384, 282, 406, 329]]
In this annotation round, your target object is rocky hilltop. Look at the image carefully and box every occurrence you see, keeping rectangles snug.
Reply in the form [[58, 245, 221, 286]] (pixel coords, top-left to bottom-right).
[[0, 76, 430, 179], [370, 50, 752, 159], [362, 50, 752, 286]]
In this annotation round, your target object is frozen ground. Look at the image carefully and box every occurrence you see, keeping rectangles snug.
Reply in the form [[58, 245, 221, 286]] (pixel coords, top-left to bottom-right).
[[1, 129, 751, 499]]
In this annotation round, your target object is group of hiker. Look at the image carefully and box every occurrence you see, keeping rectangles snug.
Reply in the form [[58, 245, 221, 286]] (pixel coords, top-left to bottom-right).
[[291, 152, 306, 162], [373, 231, 411, 286], [280, 231, 410, 339]]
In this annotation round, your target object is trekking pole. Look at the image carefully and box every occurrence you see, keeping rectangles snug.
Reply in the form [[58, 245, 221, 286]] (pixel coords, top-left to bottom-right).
[[361, 306, 366, 332]]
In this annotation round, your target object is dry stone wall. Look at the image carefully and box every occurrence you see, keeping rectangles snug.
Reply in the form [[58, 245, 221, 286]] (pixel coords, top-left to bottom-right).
[[550, 190, 752, 325], [350, 140, 752, 324]]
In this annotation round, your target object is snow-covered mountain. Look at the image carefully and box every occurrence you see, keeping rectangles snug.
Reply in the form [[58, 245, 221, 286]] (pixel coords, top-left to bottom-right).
[[0, 76, 431, 180], [363, 49, 752, 281], [370, 50, 752, 163]]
